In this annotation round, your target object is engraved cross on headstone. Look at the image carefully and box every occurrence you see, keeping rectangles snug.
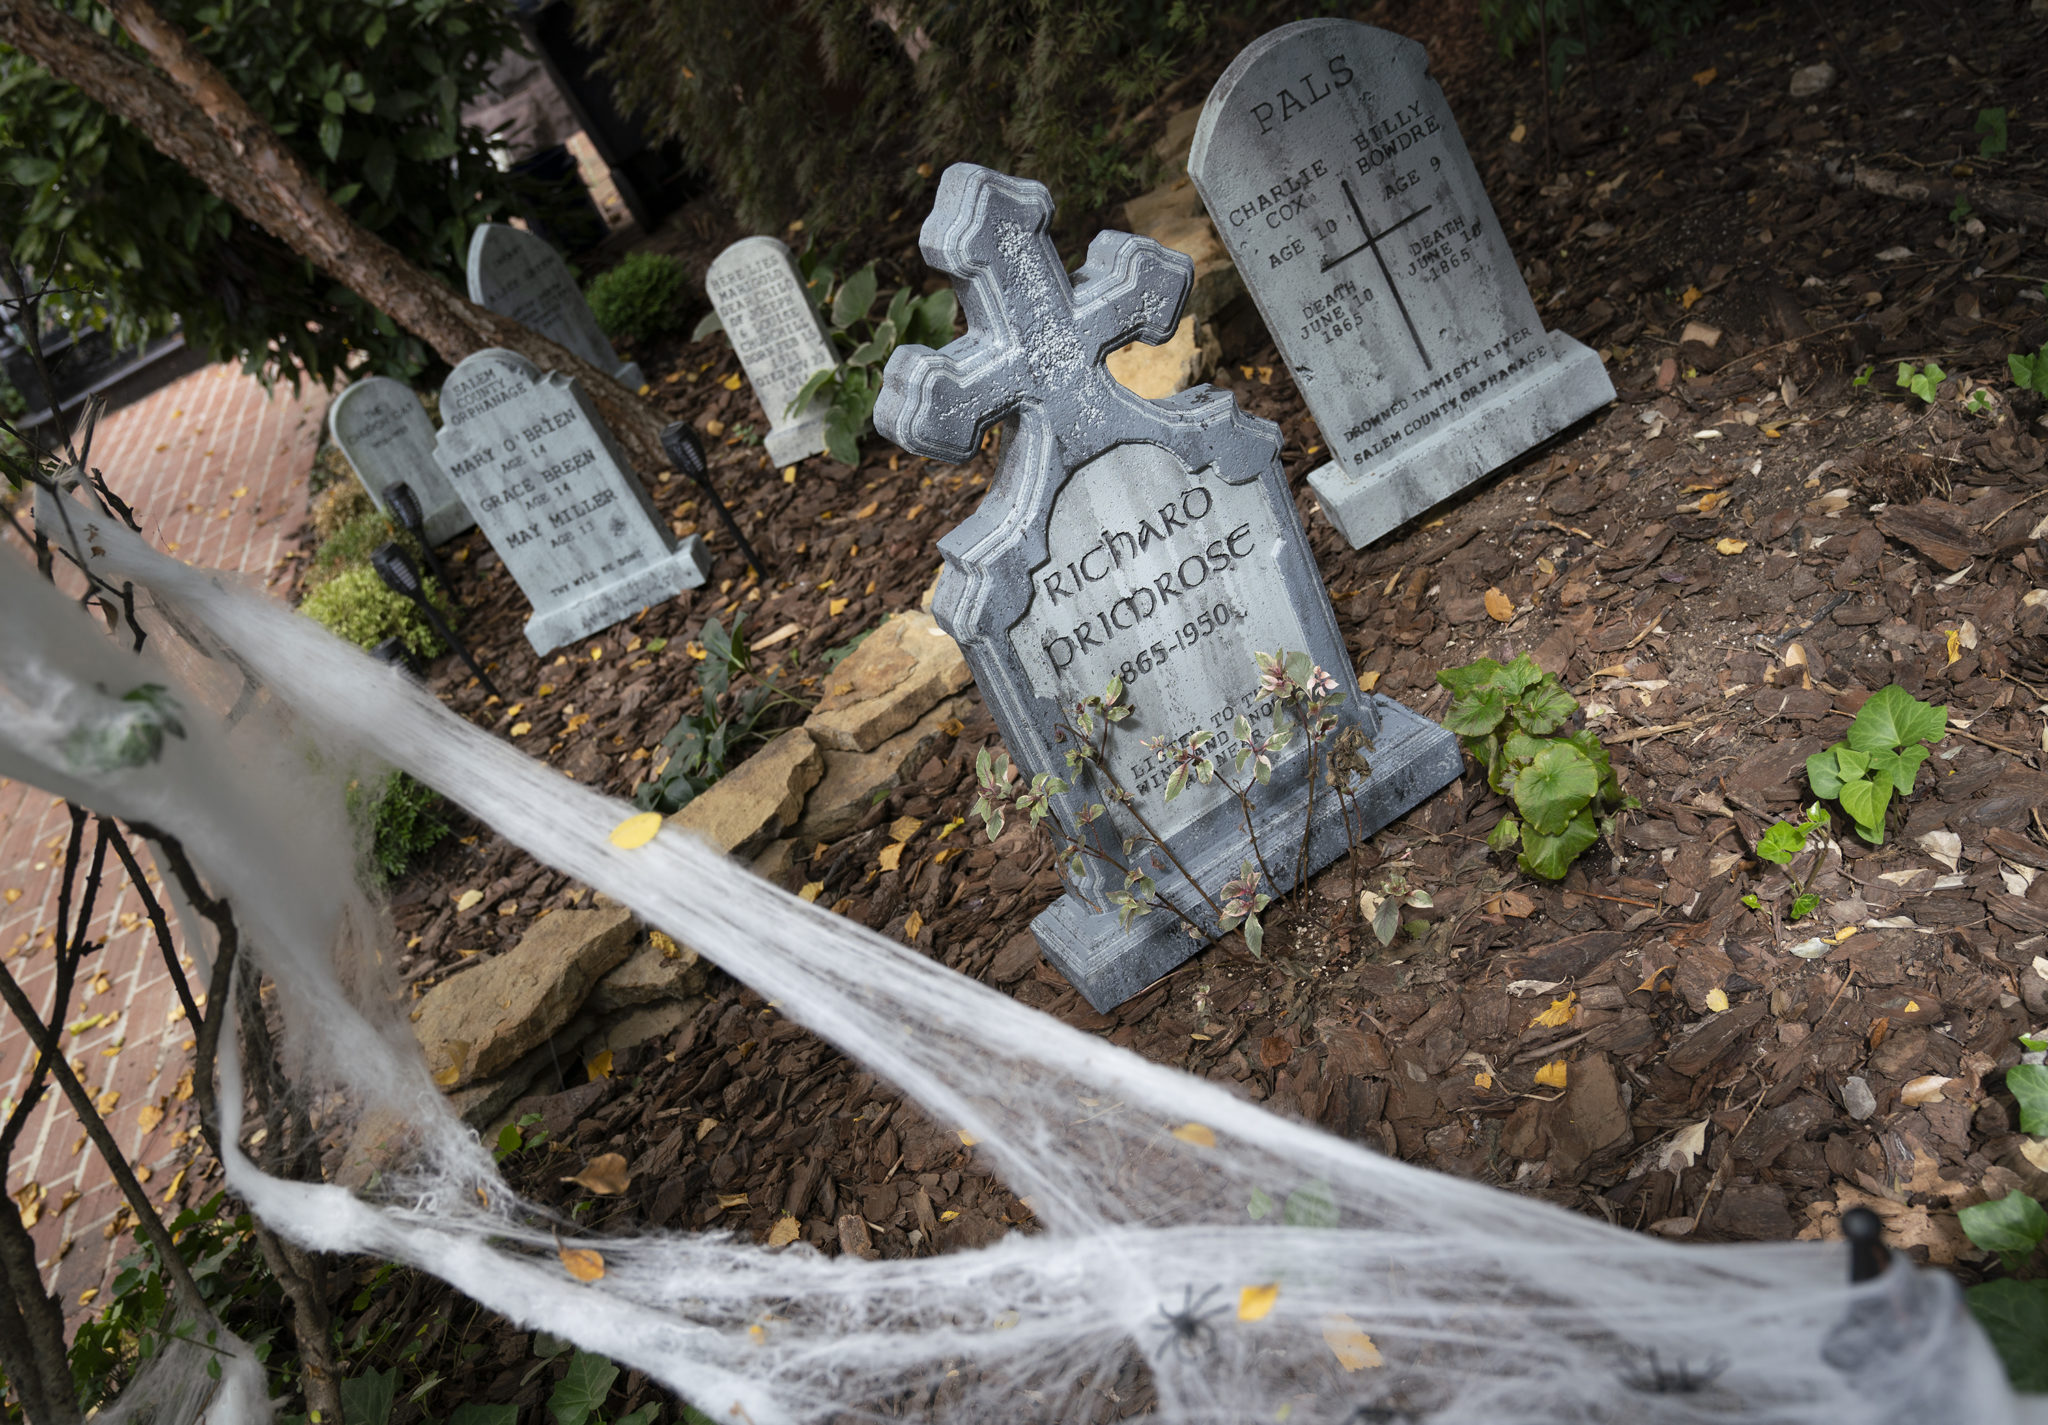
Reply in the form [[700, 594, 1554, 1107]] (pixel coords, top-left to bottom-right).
[[1320, 179, 1435, 369], [879, 164, 1459, 1013]]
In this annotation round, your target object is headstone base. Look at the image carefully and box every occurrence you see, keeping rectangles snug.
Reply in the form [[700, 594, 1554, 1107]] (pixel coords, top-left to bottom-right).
[[765, 417, 828, 468], [1309, 334, 1613, 549], [1030, 695, 1463, 1012], [615, 361, 646, 391], [522, 536, 712, 656]]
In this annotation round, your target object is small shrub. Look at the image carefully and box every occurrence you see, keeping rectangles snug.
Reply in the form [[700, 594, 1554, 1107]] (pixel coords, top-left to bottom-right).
[[299, 566, 447, 658], [311, 478, 376, 541], [1437, 652, 1632, 880], [586, 251, 688, 345], [2012, 344, 2048, 398], [348, 770, 452, 882], [1896, 360, 1946, 403], [634, 610, 804, 814]]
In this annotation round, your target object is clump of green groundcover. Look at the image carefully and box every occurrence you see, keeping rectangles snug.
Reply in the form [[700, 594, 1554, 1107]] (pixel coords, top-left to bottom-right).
[[299, 566, 449, 658], [310, 478, 375, 540], [347, 770, 452, 882], [586, 250, 688, 346]]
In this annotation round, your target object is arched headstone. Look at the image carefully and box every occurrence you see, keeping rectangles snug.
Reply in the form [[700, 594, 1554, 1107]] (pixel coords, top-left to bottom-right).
[[327, 377, 474, 545], [467, 223, 646, 391], [433, 349, 708, 655], [1189, 20, 1614, 547], [704, 237, 838, 467]]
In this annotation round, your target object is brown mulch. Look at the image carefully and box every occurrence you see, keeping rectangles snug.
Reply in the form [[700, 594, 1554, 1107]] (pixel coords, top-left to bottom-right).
[[272, 1, 2048, 1415]]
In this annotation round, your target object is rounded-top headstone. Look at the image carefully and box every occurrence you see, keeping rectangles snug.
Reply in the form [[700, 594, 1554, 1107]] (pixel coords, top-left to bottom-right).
[[1188, 19, 1613, 548], [327, 376, 474, 546], [703, 236, 838, 467], [467, 223, 645, 391]]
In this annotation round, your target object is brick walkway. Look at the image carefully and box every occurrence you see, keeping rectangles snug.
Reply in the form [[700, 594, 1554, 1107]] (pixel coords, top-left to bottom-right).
[[2, 360, 325, 1319]]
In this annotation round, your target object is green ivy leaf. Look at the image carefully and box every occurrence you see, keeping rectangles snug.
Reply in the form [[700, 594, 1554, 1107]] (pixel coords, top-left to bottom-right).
[[1511, 742, 1598, 837], [2009, 1063, 2048, 1136], [548, 1351, 618, 1425], [1807, 749, 1845, 799], [1789, 893, 1819, 921], [1246, 1187, 1274, 1220], [831, 263, 879, 330], [1886, 742, 1930, 796], [1518, 806, 1600, 881], [1837, 775, 1892, 843], [786, 364, 837, 419], [1845, 685, 1947, 753], [339, 1368, 397, 1425], [1756, 820, 1810, 864], [1958, 1189, 2048, 1273], [1966, 1280, 2048, 1392], [1281, 1178, 1339, 1228]]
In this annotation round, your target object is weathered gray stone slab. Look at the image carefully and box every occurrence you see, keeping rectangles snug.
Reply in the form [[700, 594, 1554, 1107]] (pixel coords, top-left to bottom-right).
[[705, 237, 837, 466], [1189, 20, 1614, 548], [467, 223, 645, 391], [877, 163, 1460, 1012], [433, 349, 708, 655], [327, 376, 474, 545]]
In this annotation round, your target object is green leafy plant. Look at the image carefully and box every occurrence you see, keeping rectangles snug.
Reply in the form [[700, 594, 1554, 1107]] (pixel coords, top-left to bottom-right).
[[1804, 686, 1947, 844], [697, 250, 956, 466], [1964, 388, 1994, 416], [299, 565, 450, 658], [544, 1348, 661, 1425], [0, 0, 539, 388], [633, 609, 803, 814], [1853, 364, 1876, 388], [1897, 361, 1946, 403], [1438, 653, 1629, 880], [492, 1110, 549, 1163], [347, 770, 451, 883], [2010, 1054, 2048, 1135], [2012, 344, 2048, 398], [1948, 198, 1975, 227], [1960, 1183, 2048, 1393], [586, 251, 688, 346], [1748, 802, 1830, 922], [1976, 106, 2010, 158], [61, 682, 187, 773]]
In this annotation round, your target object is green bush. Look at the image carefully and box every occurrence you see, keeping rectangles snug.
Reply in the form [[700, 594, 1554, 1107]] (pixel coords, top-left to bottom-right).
[[347, 770, 451, 882], [299, 565, 447, 658], [571, 0, 1231, 232], [306, 508, 400, 589], [0, 0, 540, 389], [586, 251, 686, 345]]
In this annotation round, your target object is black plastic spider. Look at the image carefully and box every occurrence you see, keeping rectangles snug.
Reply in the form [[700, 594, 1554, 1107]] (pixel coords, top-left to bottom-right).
[[1622, 1348, 1729, 1395], [1149, 1285, 1229, 1358]]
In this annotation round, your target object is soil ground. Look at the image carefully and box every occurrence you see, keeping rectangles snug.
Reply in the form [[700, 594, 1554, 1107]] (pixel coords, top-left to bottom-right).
[[252, 1, 2048, 1416]]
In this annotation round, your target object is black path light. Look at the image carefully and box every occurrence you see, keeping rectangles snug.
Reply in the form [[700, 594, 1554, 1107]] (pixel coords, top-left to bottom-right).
[[382, 481, 459, 608], [371, 541, 502, 701], [660, 420, 768, 581]]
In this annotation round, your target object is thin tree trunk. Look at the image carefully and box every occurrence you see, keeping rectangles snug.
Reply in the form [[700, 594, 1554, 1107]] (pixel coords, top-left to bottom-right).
[[0, 1201, 81, 1425], [0, 0, 671, 473]]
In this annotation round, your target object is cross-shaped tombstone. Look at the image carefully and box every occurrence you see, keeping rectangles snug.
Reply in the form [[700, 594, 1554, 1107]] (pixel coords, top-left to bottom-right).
[[879, 164, 1460, 1012]]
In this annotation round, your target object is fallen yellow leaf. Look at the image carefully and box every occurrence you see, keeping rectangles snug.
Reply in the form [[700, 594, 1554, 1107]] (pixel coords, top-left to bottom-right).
[[1323, 1313, 1384, 1371], [798, 881, 824, 903], [137, 1103, 164, 1132], [717, 1192, 749, 1209], [1636, 964, 1675, 993], [455, 889, 483, 911], [697, 1117, 720, 1141], [587, 1049, 613, 1080], [1681, 285, 1703, 309], [1705, 987, 1730, 1012], [1171, 1122, 1217, 1148], [509, 721, 531, 737], [1715, 538, 1748, 556], [1358, 670, 1380, 692], [828, 597, 849, 617], [904, 909, 924, 939], [889, 815, 924, 843], [767, 1215, 802, 1247], [1946, 629, 1961, 664], [1900, 1074, 1952, 1106], [3, 888, 19, 904], [1534, 1060, 1568, 1089], [721, 373, 743, 391], [853, 500, 880, 519], [957, 1129, 978, 1147], [561, 1152, 631, 1195], [878, 843, 905, 873], [1692, 66, 1717, 86], [559, 1247, 606, 1282], [609, 811, 663, 849], [1238, 1283, 1280, 1322], [95, 1089, 119, 1114], [1530, 992, 1577, 1029], [1484, 586, 1515, 623], [1474, 1070, 1494, 1090]]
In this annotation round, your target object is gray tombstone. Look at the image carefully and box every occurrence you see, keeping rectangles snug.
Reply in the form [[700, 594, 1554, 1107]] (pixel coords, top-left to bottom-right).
[[1189, 20, 1614, 548], [327, 377, 474, 546], [876, 164, 1460, 1012], [466, 223, 646, 392], [433, 349, 708, 655], [704, 237, 838, 467]]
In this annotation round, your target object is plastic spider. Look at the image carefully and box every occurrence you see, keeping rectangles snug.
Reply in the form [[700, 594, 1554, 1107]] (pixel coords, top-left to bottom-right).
[[1622, 1348, 1729, 1395], [1149, 1285, 1229, 1358]]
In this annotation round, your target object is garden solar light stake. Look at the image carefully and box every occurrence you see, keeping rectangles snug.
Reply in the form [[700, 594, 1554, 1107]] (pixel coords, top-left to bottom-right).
[[371, 542, 501, 701], [660, 420, 768, 580], [382, 481, 459, 606]]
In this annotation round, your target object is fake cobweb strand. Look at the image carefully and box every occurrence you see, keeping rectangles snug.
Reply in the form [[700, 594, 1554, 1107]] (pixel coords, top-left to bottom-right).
[[0, 500, 2026, 1424]]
